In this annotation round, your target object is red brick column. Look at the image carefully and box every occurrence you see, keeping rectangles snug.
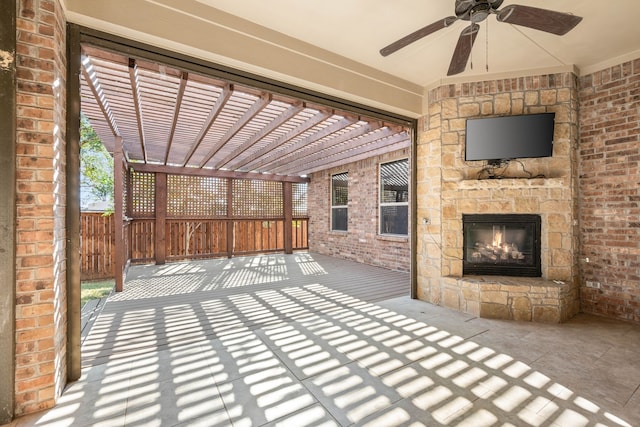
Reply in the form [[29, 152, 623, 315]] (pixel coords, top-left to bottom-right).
[[14, 0, 67, 416]]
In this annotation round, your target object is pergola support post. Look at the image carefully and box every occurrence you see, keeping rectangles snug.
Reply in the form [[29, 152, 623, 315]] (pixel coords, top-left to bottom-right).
[[155, 172, 167, 264], [283, 182, 293, 254], [114, 136, 125, 292], [226, 178, 234, 258]]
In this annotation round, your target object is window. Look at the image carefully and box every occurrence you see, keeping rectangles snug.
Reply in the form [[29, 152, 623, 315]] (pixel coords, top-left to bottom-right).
[[331, 172, 348, 231], [379, 159, 408, 235]]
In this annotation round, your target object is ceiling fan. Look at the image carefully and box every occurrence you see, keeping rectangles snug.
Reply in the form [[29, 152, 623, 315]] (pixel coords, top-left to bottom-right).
[[380, 0, 583, 76]]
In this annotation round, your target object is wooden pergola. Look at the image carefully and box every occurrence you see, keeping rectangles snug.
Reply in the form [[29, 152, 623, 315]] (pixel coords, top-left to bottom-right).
[[79, 43, 412, 292]]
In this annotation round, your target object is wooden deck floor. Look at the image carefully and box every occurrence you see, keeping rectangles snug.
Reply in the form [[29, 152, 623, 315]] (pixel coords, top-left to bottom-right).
[[82, 253, 410, 367]]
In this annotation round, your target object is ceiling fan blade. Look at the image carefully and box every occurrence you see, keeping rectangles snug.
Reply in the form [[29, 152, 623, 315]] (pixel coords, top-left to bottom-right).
[[497, 5, 582, 36], [380, 16, 457, 57], [447, 24, 479, 76]]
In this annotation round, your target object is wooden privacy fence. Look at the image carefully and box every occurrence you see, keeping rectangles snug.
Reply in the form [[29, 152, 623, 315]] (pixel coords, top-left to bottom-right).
[[80, 212, 115, 280], [81, 212, 309, 279], [129, 218, 309, 263]]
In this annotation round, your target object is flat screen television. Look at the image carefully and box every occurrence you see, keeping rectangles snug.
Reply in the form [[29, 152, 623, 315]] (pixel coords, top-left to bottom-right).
[[465, 113, 555, 164]]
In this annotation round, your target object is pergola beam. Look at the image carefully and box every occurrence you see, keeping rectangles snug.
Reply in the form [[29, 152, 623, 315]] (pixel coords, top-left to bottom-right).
[[198, 92, 272, 168], [164, 71, 188, 164], [214, 100, 304, 169], [128, 58, 148, 162], [128, 162, 310, 183], [182, 83, 233, 166]]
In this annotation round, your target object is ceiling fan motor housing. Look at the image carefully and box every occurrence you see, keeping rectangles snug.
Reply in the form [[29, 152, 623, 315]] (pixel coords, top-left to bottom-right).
[[455, 0, 504, 22]]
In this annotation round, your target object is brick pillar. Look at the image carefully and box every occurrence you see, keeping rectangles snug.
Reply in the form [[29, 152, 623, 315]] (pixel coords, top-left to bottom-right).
[[14, 0, 67, 417]]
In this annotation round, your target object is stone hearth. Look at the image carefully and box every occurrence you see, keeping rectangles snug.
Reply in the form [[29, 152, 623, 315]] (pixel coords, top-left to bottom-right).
[[441, 276, 578, 323]]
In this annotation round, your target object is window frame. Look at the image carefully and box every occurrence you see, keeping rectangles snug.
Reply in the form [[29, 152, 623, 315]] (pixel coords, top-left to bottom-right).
[[330, 172, 348, 232], [379, 158, 409, 236]]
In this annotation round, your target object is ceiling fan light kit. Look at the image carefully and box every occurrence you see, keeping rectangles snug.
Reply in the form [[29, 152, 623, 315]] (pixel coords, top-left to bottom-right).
[[380, 0, 583, 76]]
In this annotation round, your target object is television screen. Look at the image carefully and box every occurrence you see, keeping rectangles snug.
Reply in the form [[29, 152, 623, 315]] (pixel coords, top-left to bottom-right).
[[465, 113, 555, 162]]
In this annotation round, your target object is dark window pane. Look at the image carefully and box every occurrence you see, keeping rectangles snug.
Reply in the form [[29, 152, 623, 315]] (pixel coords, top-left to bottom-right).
[[332, 207, 348, 231], [380, 205, 408, 235]]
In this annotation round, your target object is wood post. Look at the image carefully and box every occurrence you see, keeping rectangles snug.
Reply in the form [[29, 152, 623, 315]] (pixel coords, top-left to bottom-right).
[[283, 182, 293, 254], [65, 22, 82, 382], [0, 0, 16, 421], [226, 178, 234, 257], [155, 172, 167, 264], [114, 136, 125, 292]]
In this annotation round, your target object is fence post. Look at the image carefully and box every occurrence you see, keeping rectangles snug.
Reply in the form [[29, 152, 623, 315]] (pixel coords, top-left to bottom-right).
[[283, 181, 293, 254], [226, 178, 234, 258], [114, 136, 125, 292], [155, 172, 167, 264]]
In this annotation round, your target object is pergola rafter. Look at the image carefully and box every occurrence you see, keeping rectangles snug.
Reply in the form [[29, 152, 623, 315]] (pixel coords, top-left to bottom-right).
[[232, 109, 332, 171], [164, 71, 188, 165], [214, 101, 304, 169], [247, 116, 357, 172], [182, 83, 233, 167], [268, 121, 385, 173], [128, 59, 148, 163], [286, 132, 410, 175], [81, 57, 120, 138], [198, 92, 272, 168]]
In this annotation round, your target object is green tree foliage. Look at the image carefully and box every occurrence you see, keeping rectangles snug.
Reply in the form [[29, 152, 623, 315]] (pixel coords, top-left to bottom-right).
[[80, 115, 114, 208]]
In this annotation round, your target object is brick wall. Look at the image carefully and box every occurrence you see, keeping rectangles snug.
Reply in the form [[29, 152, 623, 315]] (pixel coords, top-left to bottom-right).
[[417, 73, 580, 321], [579, 58, 640, 323], [15, 0, 67, 415], [308, 149, 410, 272]]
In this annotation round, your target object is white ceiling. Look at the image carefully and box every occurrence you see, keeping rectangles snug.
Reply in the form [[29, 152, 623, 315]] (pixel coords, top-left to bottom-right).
[[197, 0, 640, 87], [65, 0, 640, 117]]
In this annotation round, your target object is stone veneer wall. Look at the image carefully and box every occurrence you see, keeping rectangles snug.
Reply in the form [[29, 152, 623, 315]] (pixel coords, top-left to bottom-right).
[[417, 72, 580, 322], [579, 58, 640, 323], [14, 0, 67, 416], [308, 148, 410, 272]]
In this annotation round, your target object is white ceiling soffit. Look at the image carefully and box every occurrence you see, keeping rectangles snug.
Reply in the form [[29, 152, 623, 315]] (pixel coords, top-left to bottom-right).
[[80, 47, 411, 178]]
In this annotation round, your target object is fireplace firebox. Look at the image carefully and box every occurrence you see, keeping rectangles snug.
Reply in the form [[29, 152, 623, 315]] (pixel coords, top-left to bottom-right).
[[463, 214, 541, 277]]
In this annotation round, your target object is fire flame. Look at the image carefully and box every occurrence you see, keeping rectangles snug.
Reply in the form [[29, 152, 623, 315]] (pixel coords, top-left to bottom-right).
[[493, 231, 503, 247]]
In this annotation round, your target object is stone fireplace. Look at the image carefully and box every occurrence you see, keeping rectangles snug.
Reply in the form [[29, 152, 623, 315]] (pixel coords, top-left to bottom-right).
[[463, 214, 541, 277], [417, 71, 581, 323]]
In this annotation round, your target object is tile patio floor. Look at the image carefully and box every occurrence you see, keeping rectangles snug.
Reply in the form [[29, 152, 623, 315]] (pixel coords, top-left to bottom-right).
[[6, 253, 640, 426]]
